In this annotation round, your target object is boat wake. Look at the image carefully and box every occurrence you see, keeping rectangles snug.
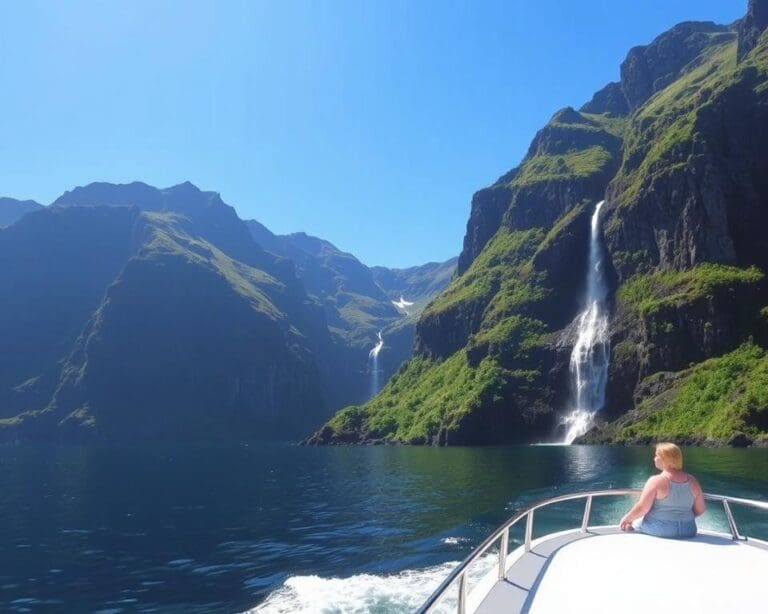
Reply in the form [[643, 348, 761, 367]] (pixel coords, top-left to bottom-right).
[[246, 561, 458, 613], [248, 552, 499, 613]]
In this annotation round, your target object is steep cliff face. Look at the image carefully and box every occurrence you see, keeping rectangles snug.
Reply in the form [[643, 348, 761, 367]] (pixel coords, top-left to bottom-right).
[[311, 106, 626, 444], [605, 265, 767, 420], [603, 29, 768, 280], [312, 1, 768, 446], [592, 12, 768, 444], [619, 22, 733, 111], [0, 206, 141, 417], [418, 108, 625, 362]]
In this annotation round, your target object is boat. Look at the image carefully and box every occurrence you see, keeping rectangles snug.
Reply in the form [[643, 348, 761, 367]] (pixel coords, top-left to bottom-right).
[[418, 489, 768, 613]]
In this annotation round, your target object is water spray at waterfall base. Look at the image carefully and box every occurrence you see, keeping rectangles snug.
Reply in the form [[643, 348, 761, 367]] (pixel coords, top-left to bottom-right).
[[561, 201, 610, 444], [368, 331, 384, 399]]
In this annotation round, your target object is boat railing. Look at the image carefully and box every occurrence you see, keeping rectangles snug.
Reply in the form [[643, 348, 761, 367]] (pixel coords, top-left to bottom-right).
[[419, 489, 768, 614]]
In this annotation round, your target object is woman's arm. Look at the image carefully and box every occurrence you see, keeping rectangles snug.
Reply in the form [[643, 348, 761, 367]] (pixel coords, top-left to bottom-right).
[[690, 476, 706, 517], [620, 477, 658, 530]]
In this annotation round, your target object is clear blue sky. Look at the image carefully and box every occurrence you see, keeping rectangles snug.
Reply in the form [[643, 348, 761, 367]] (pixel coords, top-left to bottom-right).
[[0, 1, 744, 268]]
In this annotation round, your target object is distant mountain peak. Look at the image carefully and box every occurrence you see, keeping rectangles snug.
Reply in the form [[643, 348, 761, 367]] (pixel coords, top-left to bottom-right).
[[0, 197, 45, 227]]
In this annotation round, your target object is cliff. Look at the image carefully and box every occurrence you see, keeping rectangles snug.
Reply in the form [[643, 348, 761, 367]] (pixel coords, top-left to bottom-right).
[[311, 0, 768, 447]]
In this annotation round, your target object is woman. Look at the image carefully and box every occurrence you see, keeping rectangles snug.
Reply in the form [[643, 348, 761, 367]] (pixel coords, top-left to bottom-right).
[[619, 442, 706, 538]]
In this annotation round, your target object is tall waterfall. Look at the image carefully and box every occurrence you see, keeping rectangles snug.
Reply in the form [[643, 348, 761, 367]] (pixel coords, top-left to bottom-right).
[[562, 200, 610, 444], [368, 331, 384, 398]]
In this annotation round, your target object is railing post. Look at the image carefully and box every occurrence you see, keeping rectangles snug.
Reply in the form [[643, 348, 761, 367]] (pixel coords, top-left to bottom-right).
[[457, 572, 467, 614], [524, 509, 535, 552], [498, 528, 509, 579], [722, 499, 745, 540], [581, 495, 593, 532]]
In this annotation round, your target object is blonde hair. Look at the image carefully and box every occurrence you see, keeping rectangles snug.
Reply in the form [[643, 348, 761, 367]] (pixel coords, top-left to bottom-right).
[[656, 442, 683, 470]]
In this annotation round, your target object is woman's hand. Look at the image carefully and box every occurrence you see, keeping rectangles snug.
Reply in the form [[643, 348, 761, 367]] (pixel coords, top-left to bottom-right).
[[619, 476, 658, 531]]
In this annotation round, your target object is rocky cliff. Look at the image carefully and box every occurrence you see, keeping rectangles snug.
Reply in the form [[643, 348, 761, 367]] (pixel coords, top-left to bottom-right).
[[311, 0, 768, 447]]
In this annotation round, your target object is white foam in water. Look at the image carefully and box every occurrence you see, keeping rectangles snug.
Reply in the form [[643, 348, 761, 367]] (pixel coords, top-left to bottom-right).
[[248, 554, 499, 614], [441, 537, 469, 546], [247, 562, 455, 613]]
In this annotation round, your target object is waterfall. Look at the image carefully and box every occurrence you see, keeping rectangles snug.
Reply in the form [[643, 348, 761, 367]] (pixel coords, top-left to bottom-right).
[[368, 331, 384, 398], [391, 296, 414, 315], [562, 200, 610, 444]]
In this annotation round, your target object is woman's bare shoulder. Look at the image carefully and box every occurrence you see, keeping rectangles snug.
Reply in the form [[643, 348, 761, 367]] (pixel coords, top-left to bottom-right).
[[645, 474, 665, 488]]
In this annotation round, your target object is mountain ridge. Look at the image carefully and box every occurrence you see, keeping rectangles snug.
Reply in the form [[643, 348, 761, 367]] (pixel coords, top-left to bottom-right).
[[0, 182, 456, 442]]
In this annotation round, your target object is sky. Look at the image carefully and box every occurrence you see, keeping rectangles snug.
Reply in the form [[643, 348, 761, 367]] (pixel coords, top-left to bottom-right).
[[0, 1, 745, 268]]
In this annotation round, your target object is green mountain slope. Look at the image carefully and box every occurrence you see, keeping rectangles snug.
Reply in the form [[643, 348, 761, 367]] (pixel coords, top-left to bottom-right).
[[0, 184, 330, 442]]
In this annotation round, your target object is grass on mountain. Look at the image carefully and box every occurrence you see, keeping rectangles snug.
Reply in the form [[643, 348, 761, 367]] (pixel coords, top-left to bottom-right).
[[512, 147, 614, 186], [466, 315, 548, 362], [581, 112, 630, 138], [505, 111, 626, 188], [427, 227, 545, 317], [618, 342, 768, 443], [324, 352, 512, 442], [617, 263, 764, 315], [142, 212, 283, 320]]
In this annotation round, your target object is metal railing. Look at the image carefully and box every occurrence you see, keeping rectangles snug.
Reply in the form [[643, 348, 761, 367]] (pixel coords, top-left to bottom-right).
[[419, 489, 768, 614]]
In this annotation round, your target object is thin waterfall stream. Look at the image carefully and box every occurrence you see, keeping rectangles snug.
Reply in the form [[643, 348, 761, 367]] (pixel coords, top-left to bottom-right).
[[368, 331, 384, 398], [562, 200, 610, 444]]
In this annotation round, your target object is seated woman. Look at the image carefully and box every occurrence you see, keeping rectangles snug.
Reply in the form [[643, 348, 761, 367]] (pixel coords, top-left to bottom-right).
[[619, 442, 706, 538]]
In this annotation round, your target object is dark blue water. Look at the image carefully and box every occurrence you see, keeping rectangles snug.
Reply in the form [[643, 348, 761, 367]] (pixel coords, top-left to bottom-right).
[[1, 443, 766, 612]]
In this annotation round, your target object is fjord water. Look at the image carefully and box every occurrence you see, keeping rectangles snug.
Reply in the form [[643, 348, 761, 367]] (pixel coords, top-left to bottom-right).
[[2, 444, 766, 613]]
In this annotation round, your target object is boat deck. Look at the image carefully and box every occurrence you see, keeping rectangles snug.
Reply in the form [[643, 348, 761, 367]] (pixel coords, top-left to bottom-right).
[[475, 527, 768, 613]]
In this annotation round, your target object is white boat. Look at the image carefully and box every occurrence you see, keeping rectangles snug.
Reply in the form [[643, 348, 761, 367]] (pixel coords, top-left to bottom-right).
[[419, 489, 768, 613]]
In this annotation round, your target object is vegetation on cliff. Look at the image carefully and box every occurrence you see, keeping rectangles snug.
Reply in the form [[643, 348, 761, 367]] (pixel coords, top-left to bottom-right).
[[313, 3, 768, 447], [585, 342, 768, 445], [318, 353, 510, 444], [617, 264, 764, 315]]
